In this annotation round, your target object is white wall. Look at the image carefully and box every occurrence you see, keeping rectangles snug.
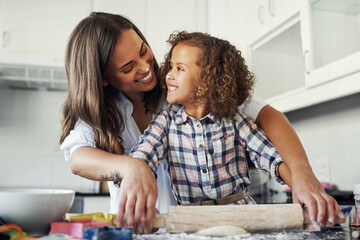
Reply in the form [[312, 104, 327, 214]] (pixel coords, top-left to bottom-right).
[[285, 93, 360, 191], [0, 88, 97, 192]]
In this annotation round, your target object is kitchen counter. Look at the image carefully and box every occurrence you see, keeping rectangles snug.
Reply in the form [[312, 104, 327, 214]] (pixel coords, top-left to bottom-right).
[[134, 225, 360, 240]]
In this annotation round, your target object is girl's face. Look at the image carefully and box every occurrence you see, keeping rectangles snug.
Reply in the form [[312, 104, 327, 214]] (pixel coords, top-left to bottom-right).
[[104, 29, 157, 101], [166, 43, 201, 108]]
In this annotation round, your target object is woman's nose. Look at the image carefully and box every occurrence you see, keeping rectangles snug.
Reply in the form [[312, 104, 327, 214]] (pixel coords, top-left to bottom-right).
[[139, 64, 150, 74]]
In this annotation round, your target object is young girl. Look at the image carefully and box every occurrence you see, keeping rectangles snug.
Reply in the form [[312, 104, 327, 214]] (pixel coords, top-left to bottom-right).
[[60, 12, 342, 232], [130, 31, 288, 206]]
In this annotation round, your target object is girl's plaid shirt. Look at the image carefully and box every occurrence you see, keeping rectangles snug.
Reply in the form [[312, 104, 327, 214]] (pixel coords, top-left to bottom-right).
[[130, 106, 284, 204]]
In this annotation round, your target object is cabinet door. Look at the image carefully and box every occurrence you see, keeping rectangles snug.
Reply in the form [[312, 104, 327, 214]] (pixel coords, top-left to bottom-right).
[[269, 0, 301, 28], [0, 0, 91, 58], [243, 0, 301, 44], [301, 0, 360, 87], [250, 20, 304, 100], [146, 0, 207, 62], [243, 0, 271, 43]]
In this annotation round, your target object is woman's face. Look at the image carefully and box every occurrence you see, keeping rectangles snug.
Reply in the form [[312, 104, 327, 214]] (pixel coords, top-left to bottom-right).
[[104, 29, 157, 101], [165, 43, 200, 108]]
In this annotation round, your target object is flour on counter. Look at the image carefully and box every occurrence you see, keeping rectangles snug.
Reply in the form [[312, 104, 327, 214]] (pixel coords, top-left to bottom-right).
[[134, 232, 250, 240], [195, 225, 250, 237]]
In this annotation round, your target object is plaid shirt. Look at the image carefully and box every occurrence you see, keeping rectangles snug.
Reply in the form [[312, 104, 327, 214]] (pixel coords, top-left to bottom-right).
[[130, 107, 283, 205]]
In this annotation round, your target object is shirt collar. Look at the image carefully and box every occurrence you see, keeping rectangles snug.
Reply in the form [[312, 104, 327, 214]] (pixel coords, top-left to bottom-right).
[[174, 106, 221, 126], [116, 91, 133, 119]]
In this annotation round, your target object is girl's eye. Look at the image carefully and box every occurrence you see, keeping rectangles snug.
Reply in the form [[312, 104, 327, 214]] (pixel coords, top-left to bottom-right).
[[177, 67, 184, 71]]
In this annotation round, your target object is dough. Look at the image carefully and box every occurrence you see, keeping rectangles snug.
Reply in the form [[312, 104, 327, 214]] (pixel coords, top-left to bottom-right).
[[194, 225, 250, 237]]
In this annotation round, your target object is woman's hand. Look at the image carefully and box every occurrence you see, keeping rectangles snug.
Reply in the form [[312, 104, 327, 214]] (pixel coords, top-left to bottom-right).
[[291, 173, 345, 227], [116, 157, 158, 234]]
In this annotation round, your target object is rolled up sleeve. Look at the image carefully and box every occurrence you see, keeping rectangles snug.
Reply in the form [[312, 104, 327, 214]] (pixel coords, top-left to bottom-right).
[[60, 119, 96, 161]]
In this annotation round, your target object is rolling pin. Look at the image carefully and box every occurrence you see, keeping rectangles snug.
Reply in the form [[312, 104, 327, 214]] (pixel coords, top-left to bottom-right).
[[153, 204, 308, 233]]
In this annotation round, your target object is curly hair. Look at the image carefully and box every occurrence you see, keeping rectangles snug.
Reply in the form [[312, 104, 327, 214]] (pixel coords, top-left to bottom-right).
[[160, 31, 255, 120], [60, 12, 163, 154]]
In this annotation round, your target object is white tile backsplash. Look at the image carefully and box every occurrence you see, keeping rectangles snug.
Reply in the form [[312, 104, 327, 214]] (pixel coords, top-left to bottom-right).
[[285, 93, 360, 191], [0, 88, 96, 192]]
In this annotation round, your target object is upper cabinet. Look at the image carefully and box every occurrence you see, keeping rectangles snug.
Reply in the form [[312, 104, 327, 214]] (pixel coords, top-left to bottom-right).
[[0, 0, 93, 66], [248, 0, 360, 112], [301, 0, 360, 87], [243, 0, 301, 44]]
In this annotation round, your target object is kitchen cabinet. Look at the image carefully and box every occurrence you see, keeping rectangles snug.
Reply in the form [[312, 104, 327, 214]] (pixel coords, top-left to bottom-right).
[[93, 0, 207, 63], [248, 0, 360, 112], [0, 0, 92, 65], [243, 0, 300, 44], [301, 0, 360, 87], [250, 18, 304, 101]]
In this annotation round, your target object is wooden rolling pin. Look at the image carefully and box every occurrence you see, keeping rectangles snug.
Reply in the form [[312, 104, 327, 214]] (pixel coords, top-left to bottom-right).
[[153, 204, 305, 233]]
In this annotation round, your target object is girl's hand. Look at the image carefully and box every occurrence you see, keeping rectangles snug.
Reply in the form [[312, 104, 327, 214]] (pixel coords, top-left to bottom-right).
[[116, 158, 157, 234], [291, 174, 345, 227]]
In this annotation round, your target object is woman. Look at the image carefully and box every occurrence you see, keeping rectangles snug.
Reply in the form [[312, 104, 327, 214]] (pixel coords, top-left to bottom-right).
[[60, 12, 343, 234]]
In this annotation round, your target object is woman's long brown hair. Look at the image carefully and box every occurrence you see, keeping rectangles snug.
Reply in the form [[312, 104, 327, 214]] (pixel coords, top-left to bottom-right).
[[59, 12, 162, 155]]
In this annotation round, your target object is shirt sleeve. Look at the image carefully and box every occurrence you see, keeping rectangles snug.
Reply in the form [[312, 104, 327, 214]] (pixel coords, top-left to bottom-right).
[[129, 111, 170, 174], [238, 90, 267, 121], [60, 119, 96, 161], [235, 110, 285, 184]]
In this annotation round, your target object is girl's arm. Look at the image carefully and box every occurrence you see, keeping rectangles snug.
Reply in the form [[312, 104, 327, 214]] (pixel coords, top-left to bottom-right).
[[255, 105, 344, 226], [71, 146, 157, 233]]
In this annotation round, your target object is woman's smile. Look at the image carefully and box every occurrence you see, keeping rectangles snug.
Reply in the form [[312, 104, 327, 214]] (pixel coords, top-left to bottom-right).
[[135, 69, 153, 83]]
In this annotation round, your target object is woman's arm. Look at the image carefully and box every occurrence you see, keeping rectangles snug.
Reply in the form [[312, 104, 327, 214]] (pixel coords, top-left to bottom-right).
[[71, 146, 157, 233], [256, 105, 344, 227]]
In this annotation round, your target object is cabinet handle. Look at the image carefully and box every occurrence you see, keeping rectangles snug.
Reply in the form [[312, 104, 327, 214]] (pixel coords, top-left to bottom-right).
[[2, 30, 9, 48], [258, 5, 265, 24], [303, 50, 311, 74], [268, 0, 275, 17]]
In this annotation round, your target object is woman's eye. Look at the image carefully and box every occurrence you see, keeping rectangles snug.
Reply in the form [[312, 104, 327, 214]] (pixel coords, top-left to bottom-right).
[[140, 45, 147, 56], [177, 67, 184, 71], [122, 66, 133, 74]]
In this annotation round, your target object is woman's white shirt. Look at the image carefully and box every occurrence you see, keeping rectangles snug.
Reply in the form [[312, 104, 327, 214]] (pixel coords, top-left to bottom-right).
[[60, 91, 266, 214]]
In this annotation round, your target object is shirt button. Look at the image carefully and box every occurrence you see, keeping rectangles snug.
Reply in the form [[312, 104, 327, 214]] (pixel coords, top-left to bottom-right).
[[199, 144, 204, 148], [196, 123, 201, 128], [202, 169, 207, 174]]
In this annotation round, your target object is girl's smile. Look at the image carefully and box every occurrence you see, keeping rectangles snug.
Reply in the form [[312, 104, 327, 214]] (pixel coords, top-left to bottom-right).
[[167, 83, 179, 93]]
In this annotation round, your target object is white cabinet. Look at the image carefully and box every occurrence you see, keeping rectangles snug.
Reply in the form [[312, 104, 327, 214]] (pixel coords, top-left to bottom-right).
[[301, 0, 360, 87], [92, 0, 207, 63], [250, 18, 304, 100], [248, 0, 360, 112], [145, 0, 207, 62], [243, 0, 300, 44], [0, 0, 92, 66]]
